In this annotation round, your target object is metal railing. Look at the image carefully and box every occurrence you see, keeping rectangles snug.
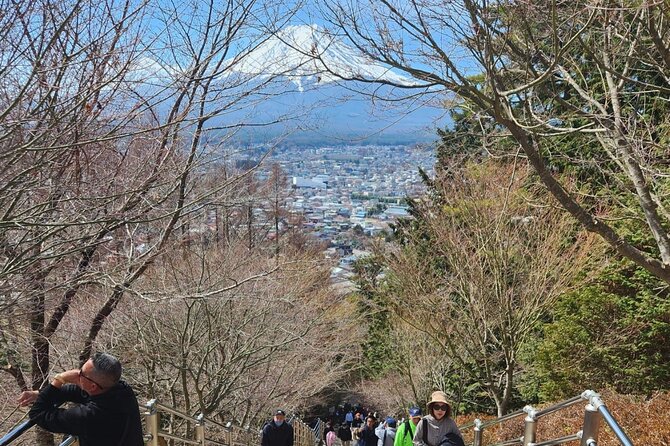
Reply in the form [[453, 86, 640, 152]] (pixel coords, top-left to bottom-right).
[[1, 399, 319, 446], [0, 417, 77, 446], [2, 390, 631, 446], [459, 390, 633, 446], [293, 416, 321, 446], [0, 420, 34, 446], [145, 399, 321, 446], [312, 418, 324, 445]]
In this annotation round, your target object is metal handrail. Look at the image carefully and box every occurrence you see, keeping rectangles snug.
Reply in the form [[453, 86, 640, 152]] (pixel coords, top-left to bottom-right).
[[534, 395, 584, 418], [599, 405, 633, 446], [487, 437, 522, 446], [58, 436, 78, 446], [479, 408, 526, 429], [147, 399, 196, 420], [0, 418, 76, 446], [145, 399, 206, 446], [3, 391, 632, 446], [458, 390, 634, 446], [312, 418, 324, 444], [532, 433, 581, 446], [585, 392, 634, 446], [0, 419, 34, 446], [144, 399, 320, 446]]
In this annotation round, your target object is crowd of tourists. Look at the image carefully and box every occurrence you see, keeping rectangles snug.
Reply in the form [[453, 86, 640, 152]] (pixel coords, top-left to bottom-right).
[[322, 391, 463, 446], [18, 350, 461, 446]]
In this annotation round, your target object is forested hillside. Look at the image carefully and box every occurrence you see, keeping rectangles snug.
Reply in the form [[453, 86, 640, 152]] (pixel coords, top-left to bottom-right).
[[326, 0, 670, 433]]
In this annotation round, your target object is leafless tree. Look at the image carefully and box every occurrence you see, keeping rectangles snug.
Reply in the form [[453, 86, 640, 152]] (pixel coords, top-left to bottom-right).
[[263, 163, 291, 256], [112, 239, 363, 427], [0, 1, 318, 443], [376, 162, 600, 415]]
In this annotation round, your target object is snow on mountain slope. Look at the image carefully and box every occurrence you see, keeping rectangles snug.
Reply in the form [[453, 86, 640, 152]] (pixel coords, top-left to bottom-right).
[[220, 24, 445, 144], [230, 24, 415, 91], [123, 24, 442, 144]]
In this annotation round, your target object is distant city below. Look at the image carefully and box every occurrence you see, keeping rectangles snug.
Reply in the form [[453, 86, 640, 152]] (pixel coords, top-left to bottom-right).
[[249, 144, 436, 285]]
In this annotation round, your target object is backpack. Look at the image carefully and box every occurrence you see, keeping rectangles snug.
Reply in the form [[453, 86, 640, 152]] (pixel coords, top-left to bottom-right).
[[327, 430, 337, 446], [438, 433, 464, 446], [338, 425, 352, 441]]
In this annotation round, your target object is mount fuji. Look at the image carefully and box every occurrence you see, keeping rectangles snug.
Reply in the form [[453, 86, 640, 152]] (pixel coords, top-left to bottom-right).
[[226, 24, 446, 145], [230, 24, 416, 91]]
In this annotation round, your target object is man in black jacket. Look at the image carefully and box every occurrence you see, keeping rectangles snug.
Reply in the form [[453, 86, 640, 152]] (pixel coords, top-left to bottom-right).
[[356, 416, 379, 446], [18, 352, 144, 446], [262, 409, 294, 446]]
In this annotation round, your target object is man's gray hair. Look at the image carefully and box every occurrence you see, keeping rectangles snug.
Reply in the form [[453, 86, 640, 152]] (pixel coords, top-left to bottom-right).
[[91, 352, 122, 385]]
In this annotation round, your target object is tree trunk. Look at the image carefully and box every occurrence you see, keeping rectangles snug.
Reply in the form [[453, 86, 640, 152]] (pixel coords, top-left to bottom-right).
[[28, 247, 49, 390]]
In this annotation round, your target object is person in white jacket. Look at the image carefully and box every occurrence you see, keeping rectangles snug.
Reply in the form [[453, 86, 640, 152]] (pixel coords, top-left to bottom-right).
[[375, 417, 397, 446]]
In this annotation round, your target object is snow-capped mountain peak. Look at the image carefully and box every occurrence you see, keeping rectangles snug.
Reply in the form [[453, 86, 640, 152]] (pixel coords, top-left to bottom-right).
[[231, 24, 412, 91]]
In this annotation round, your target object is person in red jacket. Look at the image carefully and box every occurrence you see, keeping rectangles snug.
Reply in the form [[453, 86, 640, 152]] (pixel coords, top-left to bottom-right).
[[18, 352, 144, 446]]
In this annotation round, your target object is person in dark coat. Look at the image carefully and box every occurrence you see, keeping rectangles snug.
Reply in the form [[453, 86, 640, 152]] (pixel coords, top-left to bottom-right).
[[338, 421, 354, 446], [18, 352, 144, 446], [262, 409, 294, 446], [356, 416, 379, 446]]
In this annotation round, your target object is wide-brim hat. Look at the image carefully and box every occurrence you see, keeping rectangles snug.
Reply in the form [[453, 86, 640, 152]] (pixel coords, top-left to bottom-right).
[[427, 391, 452, 417]]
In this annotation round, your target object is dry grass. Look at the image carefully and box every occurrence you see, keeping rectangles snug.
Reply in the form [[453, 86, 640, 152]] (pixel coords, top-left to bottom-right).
[[455, 390, 670, 446]]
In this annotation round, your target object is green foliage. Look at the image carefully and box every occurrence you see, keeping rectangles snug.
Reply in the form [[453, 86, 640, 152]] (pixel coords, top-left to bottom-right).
[[529, 262, 670, 400], [435, 107, 485, 166], [409, 88, 669, 410], [522, 201, 669, 401], [387, 158, 596, 414], [351, 255, 397, 379], [353, 1, 670, 410]]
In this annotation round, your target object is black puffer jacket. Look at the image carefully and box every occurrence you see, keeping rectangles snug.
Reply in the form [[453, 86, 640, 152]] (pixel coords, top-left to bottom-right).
[[30, 381, 144, 446], [338, 424, 353, 441], [262, 421, 294, 446]]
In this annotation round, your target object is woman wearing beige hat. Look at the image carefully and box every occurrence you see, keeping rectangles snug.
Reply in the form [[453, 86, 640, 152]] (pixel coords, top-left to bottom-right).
[[412, 391, 463, 446]]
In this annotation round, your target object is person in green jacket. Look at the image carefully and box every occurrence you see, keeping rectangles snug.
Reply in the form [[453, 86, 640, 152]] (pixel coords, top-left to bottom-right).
[[394, 407, 422, 446]]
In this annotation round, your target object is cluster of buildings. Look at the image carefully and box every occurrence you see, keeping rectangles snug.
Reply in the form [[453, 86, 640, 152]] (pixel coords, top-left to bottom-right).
[[254, 144, 435, 283]]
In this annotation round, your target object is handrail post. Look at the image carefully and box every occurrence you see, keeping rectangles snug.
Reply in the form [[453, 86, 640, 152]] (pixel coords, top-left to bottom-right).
[[580, 391, 601, 446], [523, 406, 537, 446], [195, 414, 206, 446], [225, 422, 233, 446], [145, 399, 160, 446], [473, 419, 483, 446]]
